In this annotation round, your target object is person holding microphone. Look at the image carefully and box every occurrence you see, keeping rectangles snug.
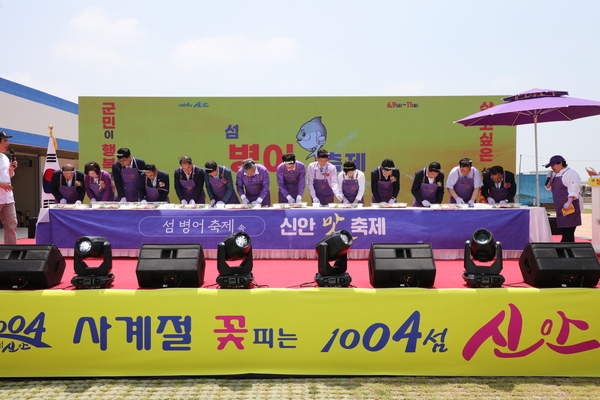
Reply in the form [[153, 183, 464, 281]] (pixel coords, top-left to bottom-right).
[[0, 132, 18, 244]]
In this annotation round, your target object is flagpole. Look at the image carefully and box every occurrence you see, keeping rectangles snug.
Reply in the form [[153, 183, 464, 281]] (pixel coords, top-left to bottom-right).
[[534, 116, 539, 206], [41, 124, 61, 208]]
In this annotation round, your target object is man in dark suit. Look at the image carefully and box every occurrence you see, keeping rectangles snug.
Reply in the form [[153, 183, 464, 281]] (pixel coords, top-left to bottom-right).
[[138, 163, 170, 202], [481, 165, 517, 204], [112, 147, 147, 202], [50, 164, 85, 204], [174, 156, 206, 204], [411, 162, 445, 207]]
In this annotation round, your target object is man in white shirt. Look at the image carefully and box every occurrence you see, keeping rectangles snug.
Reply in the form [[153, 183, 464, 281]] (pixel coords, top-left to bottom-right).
[[307, 149, 340, 206], [0, 131, 18, 244], [446, 158, 483, 206]]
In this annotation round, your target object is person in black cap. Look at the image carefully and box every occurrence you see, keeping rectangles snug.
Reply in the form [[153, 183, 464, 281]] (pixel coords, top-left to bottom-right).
[[50, 164, 85, 204], [411, 162, 444, 207], [307, 149, 340, 206], [236, 159, 271, 207], [276, 153, 306, 204], [174, 156, 205, 205], [481, 165, 517, 204], [371, 158, 400, 204], [446, 157, 482, 206], [0, 131, 18, 244], [138, 163, 170, 202], [112, 147, 147, 202], [337, 160, 366, 204], [544, 155, 582, 242]]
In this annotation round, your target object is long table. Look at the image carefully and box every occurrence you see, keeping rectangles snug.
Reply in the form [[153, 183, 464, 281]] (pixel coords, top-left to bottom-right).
[[35, 206, 552, 259]]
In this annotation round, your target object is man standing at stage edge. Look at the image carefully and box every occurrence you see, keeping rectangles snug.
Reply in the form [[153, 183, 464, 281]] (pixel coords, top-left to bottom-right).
[[0, 131, 18, 244]]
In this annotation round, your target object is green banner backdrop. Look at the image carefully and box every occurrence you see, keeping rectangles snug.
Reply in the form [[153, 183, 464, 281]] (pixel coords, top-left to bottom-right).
[[79, 96, 516, 205]]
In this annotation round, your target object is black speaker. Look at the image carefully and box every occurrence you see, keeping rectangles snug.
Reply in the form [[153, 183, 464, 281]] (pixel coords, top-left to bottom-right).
[[0, 245, 66, 289], [136, 244, 206, 288], [519, 242, 600, 287], [368, 243, 436, 288]]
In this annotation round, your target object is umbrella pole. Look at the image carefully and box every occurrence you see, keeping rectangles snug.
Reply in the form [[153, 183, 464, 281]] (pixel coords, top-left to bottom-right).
[[534, 116, 539, 206]]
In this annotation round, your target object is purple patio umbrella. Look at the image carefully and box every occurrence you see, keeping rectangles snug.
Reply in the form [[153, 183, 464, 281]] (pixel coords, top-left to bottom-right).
[[455, 88, 600, 205]]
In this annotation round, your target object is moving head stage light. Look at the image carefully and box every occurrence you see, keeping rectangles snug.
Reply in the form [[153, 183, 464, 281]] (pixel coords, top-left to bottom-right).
[[71, 236, 115, 289], [216, 232, 254, 289], [315, 230, 353, 287], [463, 228, 505, 288]]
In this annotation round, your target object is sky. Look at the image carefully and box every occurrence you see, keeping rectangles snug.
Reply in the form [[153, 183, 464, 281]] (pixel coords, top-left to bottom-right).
[[1, 0, 600, 179]]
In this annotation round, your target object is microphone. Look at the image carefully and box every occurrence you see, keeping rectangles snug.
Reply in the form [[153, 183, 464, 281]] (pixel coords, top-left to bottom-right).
[[9, 149, 15, 162]]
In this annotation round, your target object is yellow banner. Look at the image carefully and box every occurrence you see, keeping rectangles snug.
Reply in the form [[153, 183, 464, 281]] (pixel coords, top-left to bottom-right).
[[2, 288, 600, 377]]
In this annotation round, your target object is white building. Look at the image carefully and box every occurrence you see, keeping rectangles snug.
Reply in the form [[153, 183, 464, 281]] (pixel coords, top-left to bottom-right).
[[0, 77, 78, 223]]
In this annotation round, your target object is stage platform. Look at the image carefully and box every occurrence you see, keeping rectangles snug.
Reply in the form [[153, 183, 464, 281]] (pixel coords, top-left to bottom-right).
[[2, 233, 600, 378]]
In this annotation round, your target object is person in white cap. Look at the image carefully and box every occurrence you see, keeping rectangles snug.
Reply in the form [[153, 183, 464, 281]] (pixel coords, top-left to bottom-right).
[[0, 131, 18, 244], [544, 155, 582, 242]]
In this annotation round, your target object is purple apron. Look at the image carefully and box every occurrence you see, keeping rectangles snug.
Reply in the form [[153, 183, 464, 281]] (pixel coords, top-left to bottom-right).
[[59, 183, 79, 204], [209, 173, 239, 204], [179, 170, 205, 203], [372, 169, 394, 203], [551, 174, 581, 228], [412, 168, 437, 206], [121, 167, 141, 202], [144, 177, 169, 203], [450, 170, 474, 203], [342, 178, 362, 203], [89, 181, 107, 202], [489, 172, 508, 203], [313, 169, 334, 205], [243, 175, 271, 207], [278, 169, 302, 203], [144, 185, 160, 202]]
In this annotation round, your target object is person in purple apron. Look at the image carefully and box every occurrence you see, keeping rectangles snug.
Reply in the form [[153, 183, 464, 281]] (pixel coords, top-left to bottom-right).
[[139, 163, 170, 202], [371, 158, 400, 204], [204, 161, 240, 206], [411, 162, 444, 207], [236, 159, 271, 207], [174, 156, 206, 205], [337, 160, 365, 204], [50, 164, 85, 204], [112, 147, 147, 203], [446, 158, 482, 206], [307, 149, 340, 206], [276, 153, 306, 203], [84, 161, 116, 202], [482, 165, 517, 204], [544, 155, 582, 242]]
